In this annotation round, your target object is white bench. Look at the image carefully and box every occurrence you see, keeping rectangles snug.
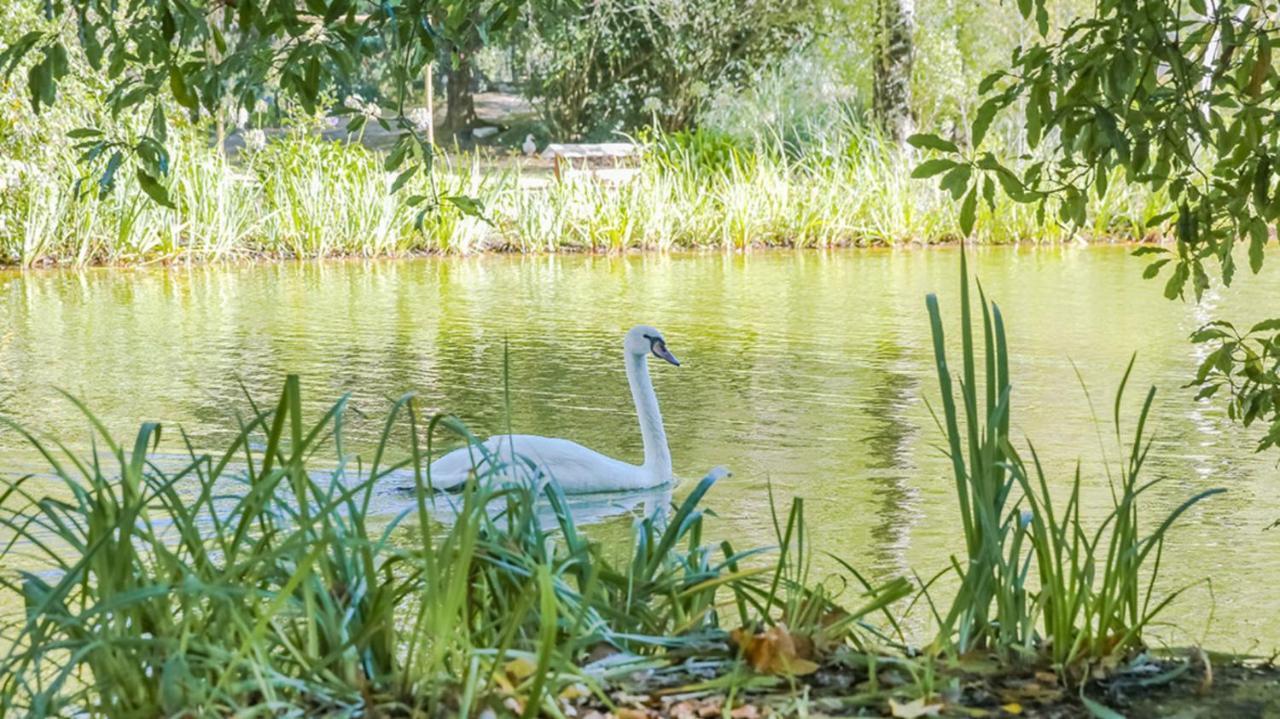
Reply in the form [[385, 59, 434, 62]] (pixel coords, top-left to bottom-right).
[[541, 143, 640, 180]]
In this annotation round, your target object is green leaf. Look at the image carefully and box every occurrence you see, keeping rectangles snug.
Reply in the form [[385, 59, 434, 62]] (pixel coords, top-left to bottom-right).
[[941, 165, 973, 199], [977, 71, 1005, 95], [384, 137, 410, 172], [1164, 262, 1189, 300], [959, 186, 978, 236], [1142, 258, 1170, 279], [1249, 318, 1280, 333], [911, 158, 958, 179], [389, 165, 418, 194], [0, 31, 43, 77], [445, 194, 486, 219], [1081, 696, 1125, 719], [971, 96, 1003, 148], [907, 134, 959, 153], [1248, 217, 1267, 273], [136, 168, 175, 209], [1253, 154, 1271, 211], [98, 151, 123, 198], [169, 67, 197, 111]]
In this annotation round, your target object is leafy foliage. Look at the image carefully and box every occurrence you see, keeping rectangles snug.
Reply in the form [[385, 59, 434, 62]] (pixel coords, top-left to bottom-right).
[[910, 0, 1280, 449], [1190, 317, 1280, 451], [0, 0, 535, 211], [521, 0, 820, 137]]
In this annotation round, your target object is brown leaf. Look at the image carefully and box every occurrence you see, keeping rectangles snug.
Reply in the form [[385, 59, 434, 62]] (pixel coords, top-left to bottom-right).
[[731, 624, 820, 676], [668, 701, 698, 719], [729, 704, 762, 719]]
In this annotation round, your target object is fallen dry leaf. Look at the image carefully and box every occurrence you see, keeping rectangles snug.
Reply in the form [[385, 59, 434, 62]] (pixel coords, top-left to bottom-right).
[[888, 697, 944, 718], [728, 704, 762, 719], [730, 623, 820, 676], [505, 657, 537, 681], [667, 701, 697, 719]]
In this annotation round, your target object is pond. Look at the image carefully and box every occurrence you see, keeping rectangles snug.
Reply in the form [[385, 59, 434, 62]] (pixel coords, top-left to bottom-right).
[[1, 246, 1277, 652]]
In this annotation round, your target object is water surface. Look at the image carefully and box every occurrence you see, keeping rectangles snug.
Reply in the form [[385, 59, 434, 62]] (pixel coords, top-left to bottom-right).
[[1, 247, 1277, 651]]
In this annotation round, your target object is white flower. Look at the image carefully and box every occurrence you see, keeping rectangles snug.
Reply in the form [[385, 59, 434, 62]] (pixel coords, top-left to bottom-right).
[[244, 128, 266, 151], [254, 98, 269, 114], [689, 80, 709, 98], [343, 94, 364, 111], [407, 107, 432, 133], [641, 96, 662, 114], [235, 107, 249, 129], [360, 101, 380, 121]]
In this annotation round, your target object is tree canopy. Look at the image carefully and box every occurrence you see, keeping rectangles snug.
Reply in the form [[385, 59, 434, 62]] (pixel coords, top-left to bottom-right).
[[0, 0, 540, 211]]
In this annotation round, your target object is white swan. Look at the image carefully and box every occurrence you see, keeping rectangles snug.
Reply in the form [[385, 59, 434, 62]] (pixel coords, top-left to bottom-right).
[[426, 325, 681, 493]]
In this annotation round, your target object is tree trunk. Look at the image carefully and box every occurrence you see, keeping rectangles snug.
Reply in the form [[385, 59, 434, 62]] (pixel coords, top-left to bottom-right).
[[424, 60, 436, 145], [444, 49, 477, 134], [873, 0, 916, 144]]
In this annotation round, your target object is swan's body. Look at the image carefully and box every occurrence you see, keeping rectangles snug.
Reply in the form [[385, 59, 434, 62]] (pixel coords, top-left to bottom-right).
[[426, 325, 679, 493]]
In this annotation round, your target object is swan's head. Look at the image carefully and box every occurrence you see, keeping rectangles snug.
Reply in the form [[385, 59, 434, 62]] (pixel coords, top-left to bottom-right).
[[625, 325, 680, 366]]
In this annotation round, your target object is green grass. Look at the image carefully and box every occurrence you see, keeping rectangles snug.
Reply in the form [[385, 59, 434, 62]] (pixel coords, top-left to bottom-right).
[[0, 122, 1172, 266], [0, 374, 910, 717]]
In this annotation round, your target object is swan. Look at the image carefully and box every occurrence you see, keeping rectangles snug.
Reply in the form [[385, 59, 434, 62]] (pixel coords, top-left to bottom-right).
[[425, 325, 681, 493]]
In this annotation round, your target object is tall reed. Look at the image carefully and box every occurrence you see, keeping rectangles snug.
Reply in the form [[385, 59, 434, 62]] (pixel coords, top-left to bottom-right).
[[2, 123, 1169, 266], [926, 255, 1222, 670]]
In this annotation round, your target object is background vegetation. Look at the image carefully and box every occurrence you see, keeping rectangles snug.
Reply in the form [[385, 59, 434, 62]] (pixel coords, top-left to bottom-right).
[[0, 0, 1162, 267]]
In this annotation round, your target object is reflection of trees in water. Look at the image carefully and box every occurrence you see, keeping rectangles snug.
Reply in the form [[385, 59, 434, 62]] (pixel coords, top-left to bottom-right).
[[855, 336, 919, 579]]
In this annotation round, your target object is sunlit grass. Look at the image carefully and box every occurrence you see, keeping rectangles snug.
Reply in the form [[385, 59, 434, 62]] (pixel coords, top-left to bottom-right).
[[0, 122, 1171, 266], [0, 373, 916, 716]]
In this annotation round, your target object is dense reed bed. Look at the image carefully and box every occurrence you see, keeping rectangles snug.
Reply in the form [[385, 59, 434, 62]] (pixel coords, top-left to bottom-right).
[[0, 124, 1171, 266]]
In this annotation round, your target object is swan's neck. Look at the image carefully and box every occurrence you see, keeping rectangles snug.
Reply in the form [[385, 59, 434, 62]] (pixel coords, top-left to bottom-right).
[[625, 351, 671, 481]]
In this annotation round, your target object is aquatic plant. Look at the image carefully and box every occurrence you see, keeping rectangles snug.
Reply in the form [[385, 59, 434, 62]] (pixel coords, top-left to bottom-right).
[[0, 373, 913, 716], [925, 255, 1223, 671]]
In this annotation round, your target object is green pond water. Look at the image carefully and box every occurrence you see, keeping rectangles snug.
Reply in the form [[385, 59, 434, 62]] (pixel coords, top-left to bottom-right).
[[1, 246, 1277, 652]]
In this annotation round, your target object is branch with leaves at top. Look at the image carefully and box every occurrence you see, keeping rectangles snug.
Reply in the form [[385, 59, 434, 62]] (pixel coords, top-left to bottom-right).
[[909, 0, 1280, 451]]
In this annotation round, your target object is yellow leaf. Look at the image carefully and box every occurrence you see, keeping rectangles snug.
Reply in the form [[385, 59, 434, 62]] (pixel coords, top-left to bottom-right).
[[505, 657, 537, 681], [1001, 703, 1023, 715]]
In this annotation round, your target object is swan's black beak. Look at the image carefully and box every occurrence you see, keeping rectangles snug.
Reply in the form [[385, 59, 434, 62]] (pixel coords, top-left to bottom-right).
[[651, 340, 680, 366]]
